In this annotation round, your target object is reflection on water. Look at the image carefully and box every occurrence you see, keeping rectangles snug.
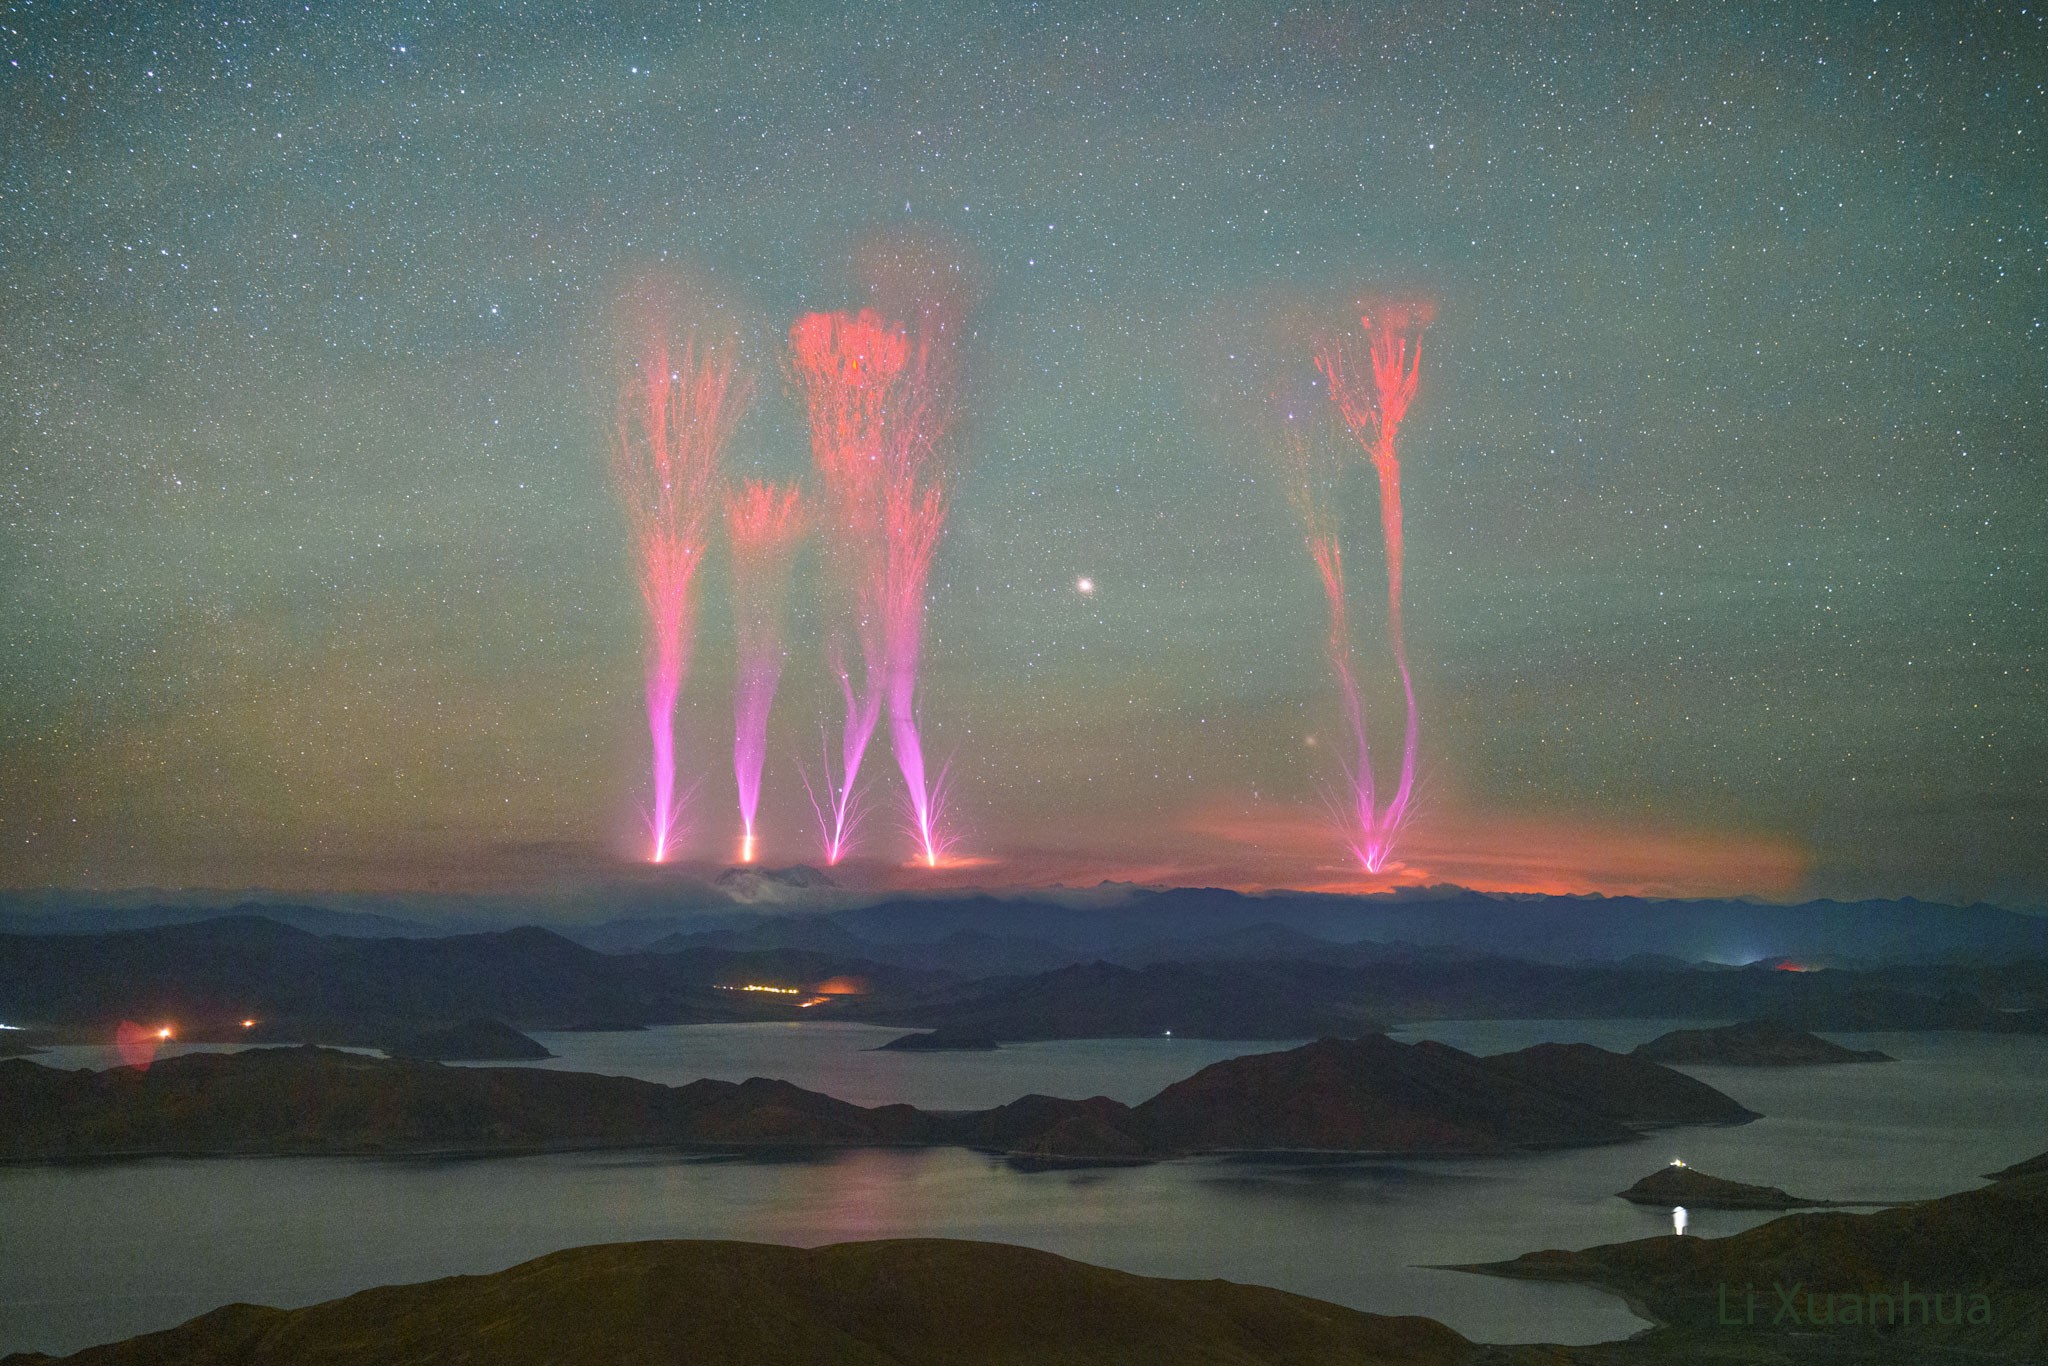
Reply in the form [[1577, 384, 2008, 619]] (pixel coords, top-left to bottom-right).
[[4, 1021, 2046, 1359], [471, 1022, 1303, 1110], [0, 1145, 1651, 1356], [1673, 1204, 1688, 1236]]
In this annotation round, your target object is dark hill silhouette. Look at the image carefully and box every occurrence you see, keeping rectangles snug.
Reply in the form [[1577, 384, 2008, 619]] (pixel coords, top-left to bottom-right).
[[0, 1048, 935, 1160], [1460, 1171, 2048, 1358], [1617, 1164, 1828, 1210], [1125, 1037, 1751, 1156], [872, 954, 2048, 1039], [380, 1018, 551, 1061], [1633, 1018, 1894, 1066], [1475, 1042, 1758, 1127], [875, 1027, 999, 1051], [0, 1238, 1474, 1366], [872, 959, 1386, 1040], [10, 914, 2042, 1048], [0, 898, 447, 939], [18, 884, 2048, 967], [0, 918, 660, 1028], [826, 886, 2048, 966], [1987, 1149, 2048, 1182], [1130, 1036, 1630, 1153], [0, 1036, 1751, 1164], [0, 917, 923, 1036]]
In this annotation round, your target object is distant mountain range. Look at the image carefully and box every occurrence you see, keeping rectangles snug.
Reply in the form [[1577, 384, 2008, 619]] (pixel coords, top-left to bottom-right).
[[0, 915, 932, 1037], [4, 911, 2046, 1042], [8, 883, 2046, 966], [855, 955, 2048, 1039]]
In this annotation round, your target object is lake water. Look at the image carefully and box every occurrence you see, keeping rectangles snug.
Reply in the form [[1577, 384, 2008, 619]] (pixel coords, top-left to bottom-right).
[[5, 1019, 2046, 1357]]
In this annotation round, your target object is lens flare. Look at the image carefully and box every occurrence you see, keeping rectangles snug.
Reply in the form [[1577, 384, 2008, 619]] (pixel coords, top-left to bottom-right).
[[114, 1020, 165, 1071]]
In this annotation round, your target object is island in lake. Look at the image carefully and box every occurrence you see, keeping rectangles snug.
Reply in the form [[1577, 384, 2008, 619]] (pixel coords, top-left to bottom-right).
[[1631, 1018, 1895, 1066], [875, 1027, 1001, 1052], [0, 1033, 1755, 1165], [1617, 1161, 1832, 1211]]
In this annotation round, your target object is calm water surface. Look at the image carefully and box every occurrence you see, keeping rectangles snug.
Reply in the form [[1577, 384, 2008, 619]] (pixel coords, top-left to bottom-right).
[[5, 1019, 2045, 1356]]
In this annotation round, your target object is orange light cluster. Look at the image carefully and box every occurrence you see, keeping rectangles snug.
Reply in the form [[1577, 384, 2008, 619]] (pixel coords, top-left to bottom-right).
[[714, 983, 801, 995]]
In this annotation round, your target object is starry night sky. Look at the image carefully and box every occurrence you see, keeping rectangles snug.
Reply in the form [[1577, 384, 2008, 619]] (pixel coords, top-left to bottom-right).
[[3, 2, 2041, 905]]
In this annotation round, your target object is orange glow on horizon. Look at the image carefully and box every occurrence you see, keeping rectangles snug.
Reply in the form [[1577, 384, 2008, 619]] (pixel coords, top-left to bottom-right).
[[1170, 798, 1809, 901], [902, 852, 995, 873]]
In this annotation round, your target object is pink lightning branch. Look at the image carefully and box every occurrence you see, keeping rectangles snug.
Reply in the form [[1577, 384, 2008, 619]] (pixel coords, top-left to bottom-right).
[[1275, 407, 1379, 872], [788, 307, 959, 867], [1293, 299, 1435, 874], [608, 330, 751, 864], [726, 480, 805, 865]]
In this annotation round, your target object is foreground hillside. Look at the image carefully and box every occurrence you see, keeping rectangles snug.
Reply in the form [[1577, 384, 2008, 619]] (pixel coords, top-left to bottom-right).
[[16, 1207, 2048, 1365], [1460, 1170, 2048, 1361], [0, 1238, 1473, 1366], [0, 1035, 1750, 1162]]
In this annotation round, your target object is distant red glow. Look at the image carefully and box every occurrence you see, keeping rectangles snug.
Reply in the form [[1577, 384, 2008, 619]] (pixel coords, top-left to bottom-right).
[[1775, 961, 1810, 973], [810, 975, 869, 996], [1181, 797, 1808, 899]]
